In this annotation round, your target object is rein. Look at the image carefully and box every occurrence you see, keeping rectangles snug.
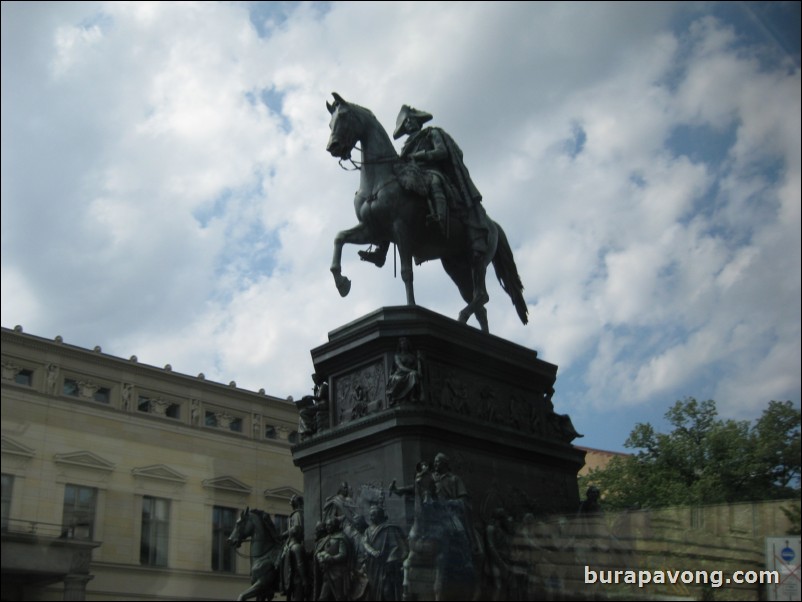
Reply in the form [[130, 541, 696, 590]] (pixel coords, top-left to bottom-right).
[[230, 510, 282, 560], [232, 536, 282, 560], [338, 156, 359, 171], [338, 144, 397, 171]]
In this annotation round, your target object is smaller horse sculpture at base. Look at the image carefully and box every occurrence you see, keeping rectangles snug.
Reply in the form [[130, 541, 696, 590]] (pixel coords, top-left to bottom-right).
[[227, 507, 283, 601]]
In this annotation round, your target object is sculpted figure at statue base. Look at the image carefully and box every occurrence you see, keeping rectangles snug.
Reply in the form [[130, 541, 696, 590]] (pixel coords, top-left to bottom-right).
[[361, 505, 408, 601], [390, 454, 477, 601]]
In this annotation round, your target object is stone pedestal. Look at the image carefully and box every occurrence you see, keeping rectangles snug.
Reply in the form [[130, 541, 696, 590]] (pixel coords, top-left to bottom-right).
[[292, 306, 584, 600]]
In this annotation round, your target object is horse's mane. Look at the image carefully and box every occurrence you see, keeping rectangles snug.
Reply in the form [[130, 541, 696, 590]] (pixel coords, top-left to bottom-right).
[[250, 508, 282, 543], [347, 102, 375, 120], [343, 102, 394, 148]]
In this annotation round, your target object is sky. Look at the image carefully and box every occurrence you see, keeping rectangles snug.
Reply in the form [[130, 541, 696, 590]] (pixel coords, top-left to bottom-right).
[[2, 1, 800, 453]]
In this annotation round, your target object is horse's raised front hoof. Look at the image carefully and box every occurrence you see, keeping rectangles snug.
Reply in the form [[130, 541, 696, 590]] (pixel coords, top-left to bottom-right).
[[335, 275, 352, 297]]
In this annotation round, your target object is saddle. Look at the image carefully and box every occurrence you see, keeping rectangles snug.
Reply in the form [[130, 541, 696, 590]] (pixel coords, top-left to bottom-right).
[[393, 161, 429, 198], [393, 161, 462, 213]]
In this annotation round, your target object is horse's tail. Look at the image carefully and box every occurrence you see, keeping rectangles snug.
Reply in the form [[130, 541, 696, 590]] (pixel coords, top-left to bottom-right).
[[492, 222, 528, 325]]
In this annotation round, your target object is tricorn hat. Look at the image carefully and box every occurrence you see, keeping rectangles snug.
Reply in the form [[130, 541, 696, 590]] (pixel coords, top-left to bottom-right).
[[393, 104, 433, 139]]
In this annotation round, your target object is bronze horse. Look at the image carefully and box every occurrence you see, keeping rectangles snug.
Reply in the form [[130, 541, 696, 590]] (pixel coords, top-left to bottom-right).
[[227, 507, 282, 601], [326, 93, 528, 333]]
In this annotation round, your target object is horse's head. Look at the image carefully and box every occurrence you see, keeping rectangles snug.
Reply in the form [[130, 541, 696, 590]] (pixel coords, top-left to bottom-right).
[[227, 507, 253, 549], [326, 92, 361, 160]]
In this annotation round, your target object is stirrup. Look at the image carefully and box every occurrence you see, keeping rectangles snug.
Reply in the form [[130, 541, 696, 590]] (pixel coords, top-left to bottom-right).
[[358, 250, 386, 268]]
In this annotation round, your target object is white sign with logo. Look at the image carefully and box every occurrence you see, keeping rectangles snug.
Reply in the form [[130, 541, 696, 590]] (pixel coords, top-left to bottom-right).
[[766, 536, 801, 601]]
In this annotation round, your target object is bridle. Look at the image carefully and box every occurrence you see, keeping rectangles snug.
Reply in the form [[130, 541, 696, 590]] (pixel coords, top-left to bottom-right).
[[229, 530, 252, 558], [332, 107, 396, 171], [337, 144, 397, 171]]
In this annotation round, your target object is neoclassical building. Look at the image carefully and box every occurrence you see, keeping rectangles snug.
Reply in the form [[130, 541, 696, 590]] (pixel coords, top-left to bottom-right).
[[1, 326, 303, 601]]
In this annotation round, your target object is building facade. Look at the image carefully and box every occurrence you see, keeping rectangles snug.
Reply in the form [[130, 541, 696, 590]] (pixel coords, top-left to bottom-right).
[[1, 326, 303, 601], [575, 445, 630, 478]]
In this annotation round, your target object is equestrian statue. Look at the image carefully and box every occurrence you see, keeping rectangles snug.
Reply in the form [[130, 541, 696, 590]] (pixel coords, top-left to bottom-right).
[[325, 93, 528, 333]]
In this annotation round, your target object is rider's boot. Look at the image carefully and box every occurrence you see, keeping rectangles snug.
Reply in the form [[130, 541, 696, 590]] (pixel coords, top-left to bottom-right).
[[358, 241, 390, 267], [426, 190, 448, 236]]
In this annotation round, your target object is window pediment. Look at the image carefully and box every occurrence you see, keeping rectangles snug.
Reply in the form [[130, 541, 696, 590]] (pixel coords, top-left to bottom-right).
[[263, 486, 302, 503], [202, 476, 252, 494], [54, 451, 115, 472], [1, 435, 35, 459], [131, 464, 187, 484]]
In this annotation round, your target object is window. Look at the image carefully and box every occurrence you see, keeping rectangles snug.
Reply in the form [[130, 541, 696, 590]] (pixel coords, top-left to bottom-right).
[[211, 506, 237, 572], [138, 395, 180, 419], [205, 411, 242, 432], [63, 379, 79, 397], [1, 474, 12, 532], [63, 378, 110, 403], [14, 369, 33, 386], [62, 484, 97, 540], [140, 496, 169, 566], [273, 513, 289, 536]]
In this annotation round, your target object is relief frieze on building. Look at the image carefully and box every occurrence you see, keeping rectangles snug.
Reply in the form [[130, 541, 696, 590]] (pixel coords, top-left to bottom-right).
[[321, 339, 581, 443], [332, 361, 386, 426], [394, 356, 581, 444], [1, 358, 23, 381]]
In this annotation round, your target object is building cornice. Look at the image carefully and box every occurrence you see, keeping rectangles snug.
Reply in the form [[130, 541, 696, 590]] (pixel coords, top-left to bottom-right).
[[1, 326, 293, 412]]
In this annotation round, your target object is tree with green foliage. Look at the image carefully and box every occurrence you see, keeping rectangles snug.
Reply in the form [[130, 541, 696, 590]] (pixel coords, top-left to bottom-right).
[[580, 398, 801, 510]]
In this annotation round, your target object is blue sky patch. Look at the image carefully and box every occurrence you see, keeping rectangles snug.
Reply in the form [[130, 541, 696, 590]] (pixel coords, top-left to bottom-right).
[[78, 12, 113, 34], [563, 123, 587, 158], [245, 87, 291, 132], [712, 1, 801, 69], [248, 1, 332, 38], [666, 122, 737, 168], [193, 190, 232, 229]]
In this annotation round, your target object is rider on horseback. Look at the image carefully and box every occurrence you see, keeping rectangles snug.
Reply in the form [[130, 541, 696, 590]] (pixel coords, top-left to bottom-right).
[[358, 105, 490, 268]]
